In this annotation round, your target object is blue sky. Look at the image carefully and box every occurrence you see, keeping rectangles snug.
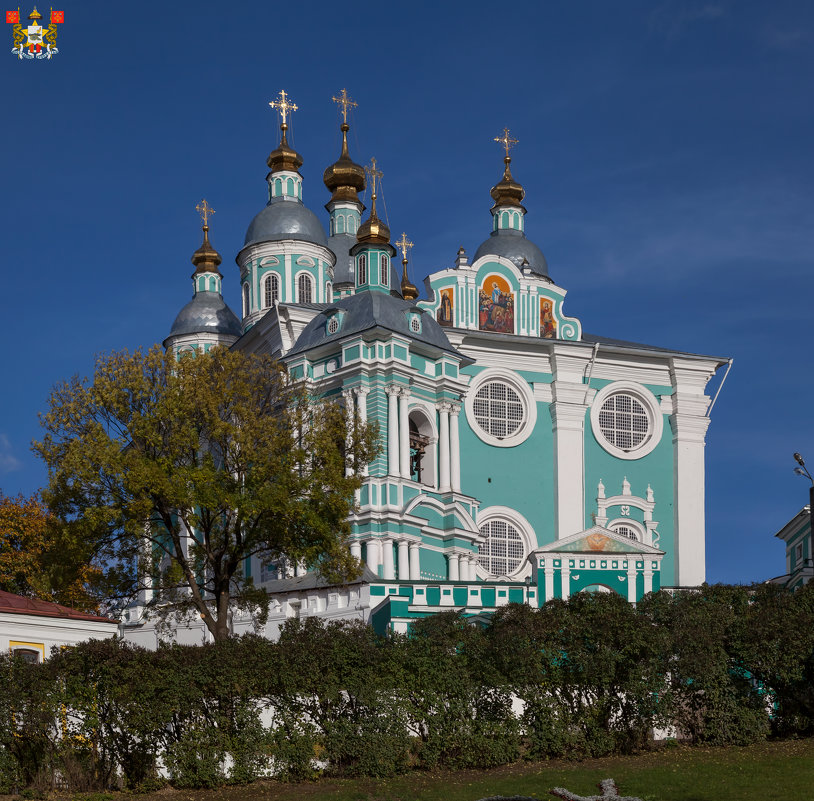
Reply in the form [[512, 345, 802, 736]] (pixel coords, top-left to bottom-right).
[[1, 0, 812, 584]]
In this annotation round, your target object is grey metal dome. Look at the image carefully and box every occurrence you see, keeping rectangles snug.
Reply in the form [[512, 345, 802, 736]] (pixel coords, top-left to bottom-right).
[[472, 229, 549, 277], [244, 199, 329, 249], [168, 292, 242, 338]]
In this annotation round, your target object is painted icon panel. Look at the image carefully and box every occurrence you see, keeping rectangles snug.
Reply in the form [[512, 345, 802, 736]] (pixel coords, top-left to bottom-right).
[[437, 288, 454, 327], [540, 297, 557, 339], [478, 274, 515, 333]]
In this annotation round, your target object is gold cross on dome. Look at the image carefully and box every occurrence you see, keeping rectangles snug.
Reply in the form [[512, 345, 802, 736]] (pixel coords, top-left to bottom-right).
[[269, 89, 298, 125], [365, 157, 383, 195], [332, 88, 357, 124], [494, 127, 518, 158], [195, 199, 215, 227], [396, 232, 413, 261]]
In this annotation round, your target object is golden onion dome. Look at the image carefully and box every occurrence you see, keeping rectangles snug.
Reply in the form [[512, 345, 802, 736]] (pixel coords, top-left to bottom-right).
[[357, 195, 390, 245], [400, 260, 419, 301], [267, 123, 303, 174], [323, 123, 366, 204], [490, 155, 526, 209], [191, 225, 223, 277]]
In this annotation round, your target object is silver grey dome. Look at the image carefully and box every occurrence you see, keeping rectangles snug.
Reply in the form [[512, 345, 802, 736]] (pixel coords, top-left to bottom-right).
[[244, 199, 329, 249], [473, 229, 549, 277], [167, 292, 242, 338], [328, 233, 356, 285]]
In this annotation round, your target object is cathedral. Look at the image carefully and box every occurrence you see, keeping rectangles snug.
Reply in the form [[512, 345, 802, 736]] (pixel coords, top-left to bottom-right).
[[122, 91, 728, 644]]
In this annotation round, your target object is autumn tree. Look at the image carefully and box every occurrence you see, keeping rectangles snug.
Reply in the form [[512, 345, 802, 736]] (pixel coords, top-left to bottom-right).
[[0, 491, 101, 611], [34, 345, 377, 641]]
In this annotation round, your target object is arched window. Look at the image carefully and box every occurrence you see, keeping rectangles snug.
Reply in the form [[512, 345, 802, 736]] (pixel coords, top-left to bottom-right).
[[264, 274, 279, 307], [349, 216, 357, 234], [12, 648, 41, 664], [242, 283, 250, 316], [298, 273, 313, 304], [408, 410, 436, 486], [358, 255, 367, 285], [612, 524, 639, 541], [501, 211, 509, 228], [325, 282, 333, 303], [286, 177, 294, 196], [336, 215, 345, 234], [478, 518, 525, 577], [380, 255, 388, 286], [274, 178, 282, 197]]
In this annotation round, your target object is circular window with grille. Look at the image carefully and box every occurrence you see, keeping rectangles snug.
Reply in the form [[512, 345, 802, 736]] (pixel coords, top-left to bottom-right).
[[465, 368, 536, 447], [478, 518, 525, 577], [590, 381, 662, 460], [327, 317, 340, 334], [409, 317, 421, 333]]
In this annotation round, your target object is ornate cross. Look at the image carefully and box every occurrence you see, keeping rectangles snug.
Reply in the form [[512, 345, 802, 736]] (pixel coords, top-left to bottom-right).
[[365, 157, 383, 195], [494, 126, 519, 158], [396, 232, 413, 262], [269, 89, 298, 125], [332, 88, 357, 124], [195, 199, 215, 227]]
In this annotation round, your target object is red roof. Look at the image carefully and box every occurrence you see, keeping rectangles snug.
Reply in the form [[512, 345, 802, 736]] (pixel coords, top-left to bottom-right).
[[0, 590, 116, 624]]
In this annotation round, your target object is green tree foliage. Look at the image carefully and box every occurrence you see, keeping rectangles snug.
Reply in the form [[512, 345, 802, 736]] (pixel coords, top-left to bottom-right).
[[33, 346, 377, 640]]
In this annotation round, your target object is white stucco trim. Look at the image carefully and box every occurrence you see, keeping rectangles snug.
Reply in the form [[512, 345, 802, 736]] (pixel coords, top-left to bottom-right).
[[464, 367, 537, 448], [474, 505, 535, 581], [589, 380, 664, 460]]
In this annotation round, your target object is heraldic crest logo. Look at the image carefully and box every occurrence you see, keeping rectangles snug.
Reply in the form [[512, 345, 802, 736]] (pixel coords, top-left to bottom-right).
[[7, 6, 62, 59]]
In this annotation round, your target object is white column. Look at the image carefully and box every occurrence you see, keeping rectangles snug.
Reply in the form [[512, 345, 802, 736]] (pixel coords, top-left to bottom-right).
[[139, 528, 154, 606], [398, 540, 410, 580], [295, 560, 306, 577], [561, 563, 571, 601], [627, 564, 638, 602], [643, 567, 654, 595], [382, 538, 395, 580], [350, 541, 362, 562], [409, 542, 421, 580], [399, 387, 411, 479], [447, 552, 460, 581], [386, 386, 400, 477], [355, 386, 369, 476], [544, 565, 555, 602], [342, 388, 355, 477], [449, 403, 461, 492], [459, 556, 470, 582], [551, 355, 591, 539], [366, 539, 381, 575], [670, 358, 714, 587], [437, 402, 451, 491], [469, 555, 478, 581]]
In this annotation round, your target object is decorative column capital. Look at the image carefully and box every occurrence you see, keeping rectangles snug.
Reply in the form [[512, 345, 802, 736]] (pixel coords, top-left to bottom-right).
[[436, 401, 453, 414], [355, 385, 370, 398], [449, 402, 461, 416], [398, 385, 412, 398], [386, 384, 401, 397]]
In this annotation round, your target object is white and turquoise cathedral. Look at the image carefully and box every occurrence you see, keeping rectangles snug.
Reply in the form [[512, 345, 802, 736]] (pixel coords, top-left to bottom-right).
[[123, 91, 729, 645]]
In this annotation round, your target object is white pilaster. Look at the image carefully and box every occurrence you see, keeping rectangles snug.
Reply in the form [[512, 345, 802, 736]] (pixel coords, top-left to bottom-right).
[[409, 542, 421, 580], [627, 564, 638, 602], [560, 562, 571, 601], [449, 403, 461, 492], [544, 565, 555, 602], [398, 540, 410, 580], [551, 354, 591, 539], [382, 538, 395, 580], [447, 552, 460, 581], [437, 402, 451, 491], [355, 386, 369, 476], [643, 567, 654, 595], [366, 538, 381, 575], [342, 388, 355, 478], [399, 387, 411, 479], [386, 386, 400, 477], [670, 358, 714, 587]]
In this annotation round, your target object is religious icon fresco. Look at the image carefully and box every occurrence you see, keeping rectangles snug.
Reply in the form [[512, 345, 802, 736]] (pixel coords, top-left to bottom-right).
[[436, 288, 454, 327], [478, 274, 514, 333], [540, 297, 557, 339]]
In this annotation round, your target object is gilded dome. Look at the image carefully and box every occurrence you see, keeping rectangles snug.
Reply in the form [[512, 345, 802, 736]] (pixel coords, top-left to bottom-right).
[[490, 156, 526, 210], [267, 124, 303, 174], [191, 226, 222, 276], [323, 123, 366, 204]]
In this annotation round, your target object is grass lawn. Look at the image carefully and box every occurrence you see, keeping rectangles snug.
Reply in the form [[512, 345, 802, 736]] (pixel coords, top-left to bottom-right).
[[30, 738, 811, 801]]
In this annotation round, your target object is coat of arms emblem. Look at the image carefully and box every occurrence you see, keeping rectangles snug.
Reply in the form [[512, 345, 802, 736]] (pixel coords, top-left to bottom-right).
[[7, 6, 62, 59]]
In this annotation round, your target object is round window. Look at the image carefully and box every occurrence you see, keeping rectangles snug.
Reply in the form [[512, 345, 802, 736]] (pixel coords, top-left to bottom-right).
[[478, 519, 525, 577], [597, 393, 650, 451], [473, 381, 524, 439], [327, 317, 339, 334]]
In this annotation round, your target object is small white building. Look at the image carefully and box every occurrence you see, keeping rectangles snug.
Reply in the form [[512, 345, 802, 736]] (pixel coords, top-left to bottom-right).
[[0, 590, 119, 663]]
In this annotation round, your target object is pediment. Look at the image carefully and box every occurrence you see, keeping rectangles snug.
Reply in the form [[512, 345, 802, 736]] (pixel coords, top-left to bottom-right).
[[536, 525, 664, 556]]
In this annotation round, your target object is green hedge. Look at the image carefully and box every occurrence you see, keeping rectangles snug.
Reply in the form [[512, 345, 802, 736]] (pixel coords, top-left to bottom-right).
[[1, 583, 813, 791]]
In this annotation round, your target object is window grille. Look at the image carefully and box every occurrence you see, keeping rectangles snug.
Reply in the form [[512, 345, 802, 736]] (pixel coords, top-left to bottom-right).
[[478, 519, 525, 576], [612, 524, 638, 541], [327, 317, 340, 334], [597, 393, 650, 451], [358, 255, 367, 284], [380, 255, 388, 286], [409, 317, 421, 333], [264, 274, 279, 307], [298, 274, 313, 304], [242, 283, 250, 316], [472, 381, 525, 439]]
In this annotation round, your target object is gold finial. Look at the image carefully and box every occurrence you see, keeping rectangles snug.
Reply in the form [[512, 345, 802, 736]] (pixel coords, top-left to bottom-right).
[[269, 89, 298, 126], [195, 199, 215, 228], [494, 127, 519, 159], [396, 232, 413, 262], [332, 88, 357, 124]]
